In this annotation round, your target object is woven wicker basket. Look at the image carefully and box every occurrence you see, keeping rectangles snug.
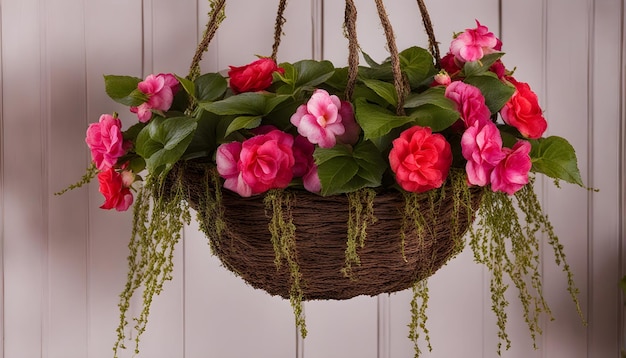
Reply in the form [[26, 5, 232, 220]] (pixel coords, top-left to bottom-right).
[[176, 161, 482, 300]]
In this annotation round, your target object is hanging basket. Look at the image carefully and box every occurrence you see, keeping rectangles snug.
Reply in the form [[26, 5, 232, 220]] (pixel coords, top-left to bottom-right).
[[175, 161, 483, 300]]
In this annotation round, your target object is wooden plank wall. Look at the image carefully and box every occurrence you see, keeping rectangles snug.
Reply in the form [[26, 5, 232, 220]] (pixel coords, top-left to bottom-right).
[[0, 0, 623, 357]]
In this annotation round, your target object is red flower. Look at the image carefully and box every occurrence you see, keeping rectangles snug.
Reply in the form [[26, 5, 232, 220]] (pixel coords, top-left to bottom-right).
[[501, 76, 547, 139], [228, 58, 284, 94], [97, 168, 134, 211], [389, 126, 452, 193]]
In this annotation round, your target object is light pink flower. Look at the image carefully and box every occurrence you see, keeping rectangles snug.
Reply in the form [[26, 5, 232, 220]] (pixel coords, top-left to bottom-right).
[[290, 89, 347, 148], [85, 114, 126, 170], [490, 140, 532, 195], [389, 126, 452, 193], [461, 119, 506, 186], [445, 81, 491, 127], [434, 71, 452, 86], [130, 73, 179, 122], [216, 130, 295, 197], [97, 168, 134, 211], [450, 20, 499, 63]]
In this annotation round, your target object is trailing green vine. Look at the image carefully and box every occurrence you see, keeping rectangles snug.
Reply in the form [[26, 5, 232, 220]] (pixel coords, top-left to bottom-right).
[[264, 189, 307, 338], [342, 188, 377, 277], [408, 279, 432, 357], [113, 170, 191, 357], [469, 176, 583, 354]]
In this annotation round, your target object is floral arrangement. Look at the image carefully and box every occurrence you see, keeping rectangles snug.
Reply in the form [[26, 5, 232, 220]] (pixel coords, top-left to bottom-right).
[[66, 19, 586, 358]]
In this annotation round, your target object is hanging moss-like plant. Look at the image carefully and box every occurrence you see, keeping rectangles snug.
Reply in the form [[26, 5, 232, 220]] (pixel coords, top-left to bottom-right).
[[113, 169, 191, 357], [468, 176, 584, 354]]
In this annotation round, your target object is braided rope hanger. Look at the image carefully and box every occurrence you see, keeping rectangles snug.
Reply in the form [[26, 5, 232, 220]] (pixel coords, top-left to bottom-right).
[[187, 0, 442, 114]]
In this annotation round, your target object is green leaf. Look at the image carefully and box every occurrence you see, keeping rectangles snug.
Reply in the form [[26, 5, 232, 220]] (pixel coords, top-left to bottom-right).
[[292, 60, 335, 88], [404, 86, 456, 109], [407, 104, 460, 132], [195, 73, 228, 101], [361, 50, 383, 68], [314, 141, 386, 196], [184, 110, 219, 160], [530, 136, 584, 186], [135, 116, 197, 174], [122, 122, 147, 142], [314, 146, 360, 196], [275, 62, 296, 86], [399, 46, 437, 87], [352, 141, 387, 185], [462, 52, 505, 77], [464, 74, 515, 114], [354, 98, 414, 140], [199, 92, 289, 116], [361, 78, 397, 107], [224, 115, 262, 137], [175, 75, 196, 99], [104, 75, 147, 106]]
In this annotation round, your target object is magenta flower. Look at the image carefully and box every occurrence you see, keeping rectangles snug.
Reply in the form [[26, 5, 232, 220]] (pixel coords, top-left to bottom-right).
[[445, 81, 491, 128], [85, 114, 127, 170], [490, 140, 532, 195], [461, 119, 506, 186], [216, 130, 295, 197], [293, 135, 321, 193], [290, 89, 348, 148], [335, 101, 360, 145], [449, 20, 499, 63], [130, 73, 179, 122]]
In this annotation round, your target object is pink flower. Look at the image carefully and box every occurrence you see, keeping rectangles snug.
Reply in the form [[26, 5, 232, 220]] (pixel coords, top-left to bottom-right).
[[389, 126, 452, 193], [290, 89, 349, 148], [445, 81, 491, 127], [461, 119, 506, 186], [216, 141, 252, 197], [85, 114, 126, 170], [130, 73, 179, 122], [228, 58, 284, 94], [97, 168, 134, 211], [450, 20, 499, 63], [293, 135, 321, 193], [216, 130, 295, 197], [501, 76, 547, 139], [490, 140, 532, 195], [302, 165, 321, 193]]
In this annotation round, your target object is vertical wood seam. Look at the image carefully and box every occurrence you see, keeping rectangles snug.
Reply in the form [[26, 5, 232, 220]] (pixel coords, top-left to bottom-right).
[[619, 0, 626, 354], [39, 0, 51, 355], [586, 0, 595, 355], [0, 1, 4, 356]]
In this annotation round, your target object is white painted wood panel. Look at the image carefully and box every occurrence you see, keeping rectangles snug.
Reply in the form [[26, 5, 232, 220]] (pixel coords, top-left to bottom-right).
[[2, 0, 46, 357], [0, 0, 623, 357]]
